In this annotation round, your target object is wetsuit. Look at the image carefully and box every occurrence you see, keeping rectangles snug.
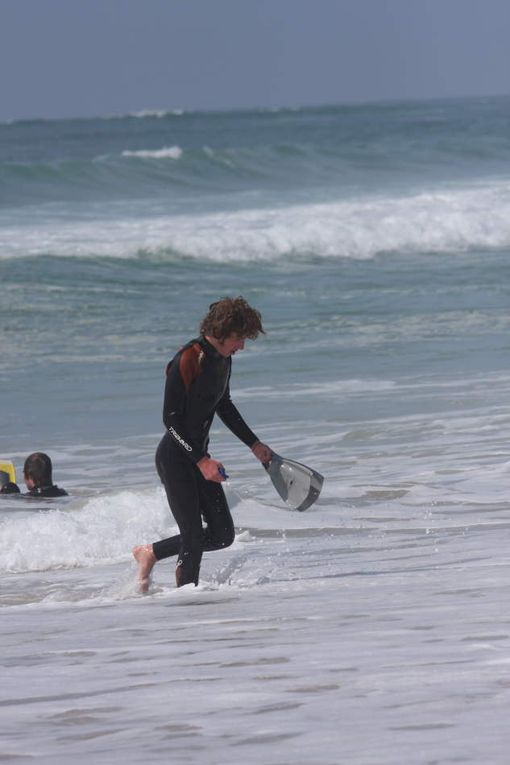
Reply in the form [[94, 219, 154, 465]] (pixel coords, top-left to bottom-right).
[[0, 482, 20, 494], [26, 485, 68, 498], [153, 336, 259, 586]]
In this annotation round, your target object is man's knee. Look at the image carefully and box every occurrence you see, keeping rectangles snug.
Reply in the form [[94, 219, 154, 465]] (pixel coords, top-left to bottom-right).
[[205, 523, 235, 551], [223, 525, 235, 548]]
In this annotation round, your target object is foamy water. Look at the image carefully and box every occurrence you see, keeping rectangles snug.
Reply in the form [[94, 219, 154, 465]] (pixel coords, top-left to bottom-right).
[[2, 470, 510, 763], [121, 145, 183, 159], [2, 181, 510, 260], [2, 411, 510, 763]]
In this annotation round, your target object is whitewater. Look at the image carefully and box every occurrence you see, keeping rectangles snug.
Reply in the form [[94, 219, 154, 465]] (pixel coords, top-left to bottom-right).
[[1, 96, 510, 764], [3, 181, 510, 261]]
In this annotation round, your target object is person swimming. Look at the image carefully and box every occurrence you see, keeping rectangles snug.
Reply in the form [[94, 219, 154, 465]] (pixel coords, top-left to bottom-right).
[[0, 467, 20, 494], [23, 452, 68, 497]]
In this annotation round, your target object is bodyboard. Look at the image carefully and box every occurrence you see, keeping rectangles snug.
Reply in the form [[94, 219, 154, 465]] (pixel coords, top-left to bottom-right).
[[0, 460, 16, 486], [264, 452, 324, 511]]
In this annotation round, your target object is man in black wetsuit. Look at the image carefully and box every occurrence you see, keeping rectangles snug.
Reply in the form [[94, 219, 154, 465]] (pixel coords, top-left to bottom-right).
[[23, 452, 68, 497], [133, 297, 272, 590]]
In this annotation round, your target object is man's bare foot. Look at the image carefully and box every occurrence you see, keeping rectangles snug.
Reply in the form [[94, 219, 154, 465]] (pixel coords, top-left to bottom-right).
[[132, 544, 157, 593]]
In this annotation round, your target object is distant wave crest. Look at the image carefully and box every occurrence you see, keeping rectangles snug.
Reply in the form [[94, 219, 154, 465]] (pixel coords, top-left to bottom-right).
[[127, 109, 184, 119], [121, 145, 183, 159]]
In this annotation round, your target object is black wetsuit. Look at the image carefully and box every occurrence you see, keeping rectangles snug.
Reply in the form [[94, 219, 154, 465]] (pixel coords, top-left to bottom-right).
[[26, 485, 68, 498], [153, 336, 259, 586], [0, 482, 20, 494]]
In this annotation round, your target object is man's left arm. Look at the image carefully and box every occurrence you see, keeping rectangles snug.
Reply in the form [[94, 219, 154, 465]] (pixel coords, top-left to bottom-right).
[[216, 385, 272, 463]]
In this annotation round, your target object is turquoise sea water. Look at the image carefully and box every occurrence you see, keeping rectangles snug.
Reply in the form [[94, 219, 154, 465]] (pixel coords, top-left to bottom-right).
[[1, 97, 510, 763]]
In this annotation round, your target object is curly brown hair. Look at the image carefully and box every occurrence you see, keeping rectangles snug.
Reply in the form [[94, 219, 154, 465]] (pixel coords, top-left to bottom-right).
[[200, 297, 265, 341]]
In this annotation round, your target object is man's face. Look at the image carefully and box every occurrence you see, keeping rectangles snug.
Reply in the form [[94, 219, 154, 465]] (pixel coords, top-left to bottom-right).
[[219, 335, 246, 357]]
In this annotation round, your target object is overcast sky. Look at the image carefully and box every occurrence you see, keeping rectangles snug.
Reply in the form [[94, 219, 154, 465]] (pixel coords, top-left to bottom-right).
[[1, 0, 510, 121]]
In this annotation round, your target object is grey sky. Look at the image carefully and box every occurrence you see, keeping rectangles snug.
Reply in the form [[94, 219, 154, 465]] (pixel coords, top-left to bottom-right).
[[2, 0, 510, 120]]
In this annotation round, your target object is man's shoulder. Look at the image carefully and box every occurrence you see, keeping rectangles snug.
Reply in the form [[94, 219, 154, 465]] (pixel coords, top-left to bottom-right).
[[180, 339, 203, 361], [27, 485, 68, 498], [0, 482, 20, 495], [166, 338, 200, 370], [50, 485, 68, 497], [178, 341, 205, 389]]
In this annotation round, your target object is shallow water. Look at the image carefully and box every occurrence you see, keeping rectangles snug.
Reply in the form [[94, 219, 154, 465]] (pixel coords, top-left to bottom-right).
[[2, 97, 510, 763]]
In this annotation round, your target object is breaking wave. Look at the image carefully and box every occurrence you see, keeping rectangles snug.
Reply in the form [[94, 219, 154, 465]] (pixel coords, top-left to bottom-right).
[[2, 181, 510, 261]]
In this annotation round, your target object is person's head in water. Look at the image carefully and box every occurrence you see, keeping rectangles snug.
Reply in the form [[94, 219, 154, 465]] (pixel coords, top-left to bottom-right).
[[200, 297, 265, 357], [24, 452, 54, 490], [0, 470, 20, 494]]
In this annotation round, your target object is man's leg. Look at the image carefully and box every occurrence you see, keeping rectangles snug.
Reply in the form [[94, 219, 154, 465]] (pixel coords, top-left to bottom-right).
[[133, 437, 201, 589], [133, 439, 234, 589], [198, 478, 235, 552], [161, 465, 204, 586], [132, 544, 158, 592], [154, 467, 234, 584]]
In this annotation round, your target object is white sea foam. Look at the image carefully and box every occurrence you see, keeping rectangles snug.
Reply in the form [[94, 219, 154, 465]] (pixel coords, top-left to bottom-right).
[[121, 145, 183, 159], [0, 489, 173, 573], [129, 109, 183, 118], [2, 180, 510, 260], [234, 379, 397, 400], [3, 379, 510, 762], [104, 109, 184, 120]]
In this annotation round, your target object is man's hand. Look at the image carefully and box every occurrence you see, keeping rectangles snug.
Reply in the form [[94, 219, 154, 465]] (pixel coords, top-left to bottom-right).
[[251, 441, 272, 464], [197, 457, 227, 482]]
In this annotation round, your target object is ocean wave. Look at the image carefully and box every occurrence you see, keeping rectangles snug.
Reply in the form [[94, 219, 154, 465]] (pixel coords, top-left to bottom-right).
[[0, 489, 172, 573], [234, 380, 397, 400], [0, 108, 185, 127], [126, 108, 184, 119], [2, 181, 510, 261], [0, 142, 299, 204], [121, 145, 183, 159]]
